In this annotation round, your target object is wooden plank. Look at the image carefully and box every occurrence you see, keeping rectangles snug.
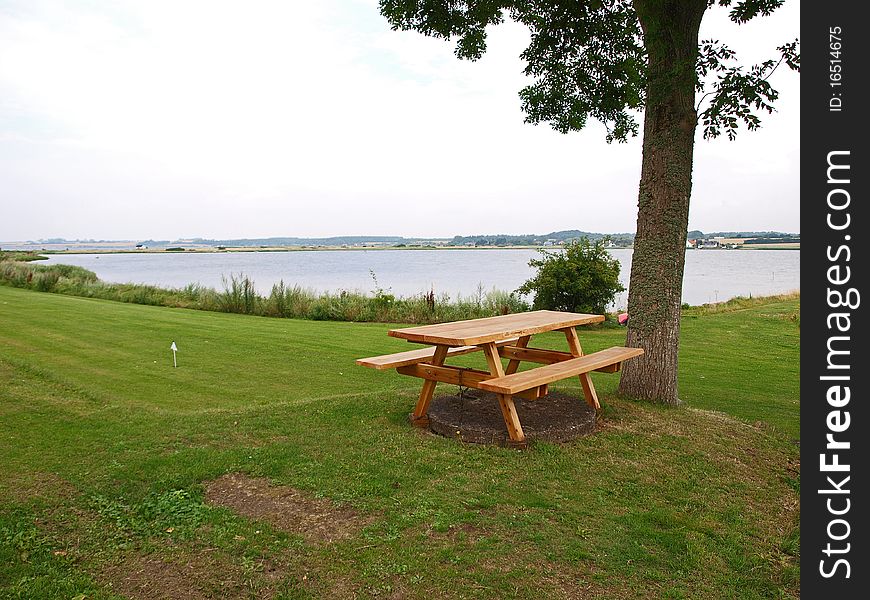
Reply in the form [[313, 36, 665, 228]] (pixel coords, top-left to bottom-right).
[[505, 335, 530, 375], [562, 326, 599, 409], [398, 364, 492, 386], [388, 310, 605, 346], [392, 311, 604, 346], [562, 326, 585, 356], [482, 342, 506, 378], [499, 345, 573, 365], [478, 347, 644, 395], [579, 373, 600, 410], [410, 345, 449, 427], [396, 364, 546, 400], [357, 345, 479, 370], [497, 393, 525, 443], [357, 338, 519, 370], [479, 344, 547, 404], [499, 345, 622, 372]]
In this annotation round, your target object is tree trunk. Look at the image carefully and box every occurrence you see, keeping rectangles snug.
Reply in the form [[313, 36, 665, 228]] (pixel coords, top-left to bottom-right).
[[617, 0, 707, 404]]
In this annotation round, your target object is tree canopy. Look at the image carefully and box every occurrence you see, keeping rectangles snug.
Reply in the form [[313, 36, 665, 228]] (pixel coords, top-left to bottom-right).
[[380, 0, 798, 142]]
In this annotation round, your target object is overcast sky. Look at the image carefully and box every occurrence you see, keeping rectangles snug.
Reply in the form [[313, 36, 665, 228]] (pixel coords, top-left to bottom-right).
[[0, 0, 799, 242]]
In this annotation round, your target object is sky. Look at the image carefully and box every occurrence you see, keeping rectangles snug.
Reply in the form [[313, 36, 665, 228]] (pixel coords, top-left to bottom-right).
[[0, 0, 800, 242]]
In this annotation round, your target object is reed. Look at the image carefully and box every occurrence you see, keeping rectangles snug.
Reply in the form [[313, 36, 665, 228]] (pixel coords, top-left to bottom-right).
[[0, 260, 532, 324]]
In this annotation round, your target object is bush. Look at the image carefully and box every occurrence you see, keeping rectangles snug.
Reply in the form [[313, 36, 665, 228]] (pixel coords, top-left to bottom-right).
[[517, 238, 624, 314]]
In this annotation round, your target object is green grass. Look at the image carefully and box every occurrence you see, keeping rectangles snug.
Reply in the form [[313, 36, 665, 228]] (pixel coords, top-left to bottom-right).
[[0, 286, 799, 598], [0, 251, 47, 262]]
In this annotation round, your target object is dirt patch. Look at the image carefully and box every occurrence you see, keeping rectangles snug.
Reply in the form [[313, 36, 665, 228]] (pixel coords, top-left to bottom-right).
[[2, 471, 79, 503], [102, 549, 283, 600], [204, 473, 369, 543], [38, 504, 308, 600], [427, 390, 596, 446]]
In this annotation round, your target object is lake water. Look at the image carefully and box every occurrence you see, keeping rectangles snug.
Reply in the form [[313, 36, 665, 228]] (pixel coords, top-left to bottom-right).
[[42, 248, 800, 308]]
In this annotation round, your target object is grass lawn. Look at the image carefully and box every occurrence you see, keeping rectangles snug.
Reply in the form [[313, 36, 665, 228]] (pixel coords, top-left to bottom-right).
[[0, 286, 800, 599]]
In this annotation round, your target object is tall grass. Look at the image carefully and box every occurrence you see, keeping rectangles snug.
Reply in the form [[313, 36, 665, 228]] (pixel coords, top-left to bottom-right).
[[219, 274, 259, 314], [0, 250, 48, 262], [0, 259, 530, 324]]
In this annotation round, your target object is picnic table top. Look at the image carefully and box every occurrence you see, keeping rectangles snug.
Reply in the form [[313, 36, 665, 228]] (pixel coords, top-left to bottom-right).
[[388, 310, 604, 346]]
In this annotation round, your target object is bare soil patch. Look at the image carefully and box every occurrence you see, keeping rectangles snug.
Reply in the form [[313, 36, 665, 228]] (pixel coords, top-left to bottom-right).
[[103, 543, 294, 600], [427, 390, 596, 446], [39, 505, 299, 600], [204, 473, 369, 543], [2, 471, 78, 503], [102, 550, 279, 600]]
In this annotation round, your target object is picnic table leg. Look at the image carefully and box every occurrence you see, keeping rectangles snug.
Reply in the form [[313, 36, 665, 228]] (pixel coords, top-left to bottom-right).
[[563, 327, 601, 411], [504, 335, 531, 375], [409, 344, 450, 427], [497, 394, 526, 446], [483, 343, 527, 447]]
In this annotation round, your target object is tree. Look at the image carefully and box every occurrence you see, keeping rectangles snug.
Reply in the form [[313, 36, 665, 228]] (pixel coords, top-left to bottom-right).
[[517, 238, 624, 314], [379, 0, 799, 404]]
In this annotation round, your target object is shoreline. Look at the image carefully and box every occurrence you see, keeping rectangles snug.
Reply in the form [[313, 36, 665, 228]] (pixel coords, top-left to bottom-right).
[[3, 243, 799, 255]]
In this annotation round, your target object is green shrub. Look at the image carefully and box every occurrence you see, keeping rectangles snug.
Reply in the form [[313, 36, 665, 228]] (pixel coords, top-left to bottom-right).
[[517, 238, 624, 314]]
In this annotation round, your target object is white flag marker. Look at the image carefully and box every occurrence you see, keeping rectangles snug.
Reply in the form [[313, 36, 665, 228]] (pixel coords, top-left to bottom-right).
[[170, 341, 178, 368]]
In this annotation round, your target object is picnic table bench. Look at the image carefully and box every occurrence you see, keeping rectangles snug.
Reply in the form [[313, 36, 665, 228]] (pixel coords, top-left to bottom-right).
[[357, 310, 643, 446]]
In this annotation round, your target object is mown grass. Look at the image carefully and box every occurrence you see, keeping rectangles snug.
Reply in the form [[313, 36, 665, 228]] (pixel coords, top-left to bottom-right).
[[0, 286, 799, 598], [0, 259, 530, 325]]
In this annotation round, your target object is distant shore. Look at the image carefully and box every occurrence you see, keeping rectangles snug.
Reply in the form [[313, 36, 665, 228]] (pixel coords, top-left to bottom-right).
[[2, 243, 799, 255]]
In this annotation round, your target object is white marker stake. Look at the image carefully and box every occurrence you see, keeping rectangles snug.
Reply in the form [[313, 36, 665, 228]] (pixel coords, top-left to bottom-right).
[[170, 341, 178, 368]]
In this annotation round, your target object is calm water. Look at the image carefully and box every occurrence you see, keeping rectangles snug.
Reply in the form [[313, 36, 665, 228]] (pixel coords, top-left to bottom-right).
[[42, 248, 800, 308]]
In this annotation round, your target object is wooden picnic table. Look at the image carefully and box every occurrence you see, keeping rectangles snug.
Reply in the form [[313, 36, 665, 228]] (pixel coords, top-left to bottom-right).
[[357, 310, 643, 447]]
